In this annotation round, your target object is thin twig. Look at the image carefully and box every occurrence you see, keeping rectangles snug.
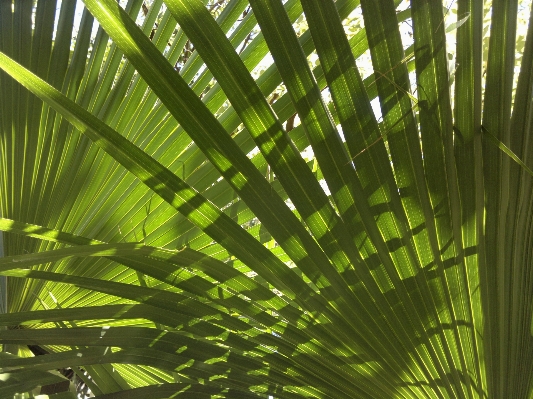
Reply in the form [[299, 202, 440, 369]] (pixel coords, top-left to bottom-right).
[[435, 0, 456, 33], [239, 33, 253, 55], [286, 114, 296, 132]]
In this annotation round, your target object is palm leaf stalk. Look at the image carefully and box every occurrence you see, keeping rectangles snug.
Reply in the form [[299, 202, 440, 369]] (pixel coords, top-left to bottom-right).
[[0, 0, 532, 397]]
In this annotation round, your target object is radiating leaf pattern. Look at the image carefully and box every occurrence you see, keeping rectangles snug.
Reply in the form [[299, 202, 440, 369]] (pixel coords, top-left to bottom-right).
[[0, 0, 532, 397]]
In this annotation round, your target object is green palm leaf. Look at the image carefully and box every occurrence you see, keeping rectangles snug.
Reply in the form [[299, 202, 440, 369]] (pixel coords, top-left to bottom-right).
[[0, 0, 532, 397]]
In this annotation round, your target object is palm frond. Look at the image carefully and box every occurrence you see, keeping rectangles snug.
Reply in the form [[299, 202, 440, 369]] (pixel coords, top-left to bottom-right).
[[0, 0, 532, 397]]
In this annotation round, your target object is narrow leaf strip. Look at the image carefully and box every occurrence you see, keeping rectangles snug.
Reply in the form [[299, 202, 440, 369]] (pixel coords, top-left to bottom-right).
[[482, 126, 533, 178]]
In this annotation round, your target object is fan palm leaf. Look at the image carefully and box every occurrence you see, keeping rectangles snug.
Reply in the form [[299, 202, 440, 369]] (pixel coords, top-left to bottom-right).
[[0, 0, 532, 397]]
